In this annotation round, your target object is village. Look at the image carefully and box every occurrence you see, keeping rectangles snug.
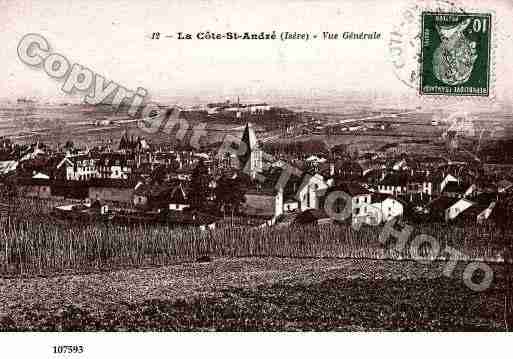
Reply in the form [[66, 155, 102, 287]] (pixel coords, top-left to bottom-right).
[[0, 115, 511, 232]]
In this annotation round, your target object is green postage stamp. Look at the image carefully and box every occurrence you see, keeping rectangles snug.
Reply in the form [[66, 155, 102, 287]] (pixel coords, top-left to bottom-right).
[[420, 12, 492, 97]]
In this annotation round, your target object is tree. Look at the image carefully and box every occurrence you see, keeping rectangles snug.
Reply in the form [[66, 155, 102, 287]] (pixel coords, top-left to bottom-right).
[[2, 175, 20, 222], [214, 175, 246, 218], [188, 159, 211, 210]]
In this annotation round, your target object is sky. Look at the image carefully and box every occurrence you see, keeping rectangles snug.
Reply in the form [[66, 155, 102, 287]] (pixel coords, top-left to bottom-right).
[[1, 0, 513, 110]]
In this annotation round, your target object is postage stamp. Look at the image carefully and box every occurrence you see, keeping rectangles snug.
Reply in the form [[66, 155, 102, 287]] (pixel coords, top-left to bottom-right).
[[419, 11, 492, 96]]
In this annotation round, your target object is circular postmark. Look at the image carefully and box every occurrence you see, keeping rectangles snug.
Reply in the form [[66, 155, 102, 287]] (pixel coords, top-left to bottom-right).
[[388, 0, 465, 89]]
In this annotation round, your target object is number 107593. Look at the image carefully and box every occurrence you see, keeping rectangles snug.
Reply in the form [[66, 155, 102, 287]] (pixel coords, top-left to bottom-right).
[[53, 346, 84, 354]]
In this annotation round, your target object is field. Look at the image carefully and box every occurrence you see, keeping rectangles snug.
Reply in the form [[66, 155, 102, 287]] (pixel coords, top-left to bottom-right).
[[0, 257, 507, 331], [0, 198, 508, 276], [3, 103, 511, 160], [0, 197, 509, 330]]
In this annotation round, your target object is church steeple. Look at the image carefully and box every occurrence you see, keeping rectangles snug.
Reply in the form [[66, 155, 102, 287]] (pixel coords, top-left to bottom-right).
[[119, 130, 128, 150], [241, 122, 258, 153], [239, 122, 262, 178]]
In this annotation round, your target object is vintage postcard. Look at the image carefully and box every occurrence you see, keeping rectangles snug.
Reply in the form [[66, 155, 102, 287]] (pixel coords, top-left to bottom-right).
[[1, 0, 513, 357]]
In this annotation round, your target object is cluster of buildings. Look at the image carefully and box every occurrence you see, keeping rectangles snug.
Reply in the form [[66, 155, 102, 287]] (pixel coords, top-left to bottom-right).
[[0, 121, 512, 229], [205, 99, 271, 117], [211, 123, 512, 227]]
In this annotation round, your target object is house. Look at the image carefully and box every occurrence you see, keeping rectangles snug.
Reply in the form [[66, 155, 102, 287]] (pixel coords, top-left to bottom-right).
[[362, 168, 386, 185], [133, 182, 151, 206], [463, 192, 497, 223], [57, 155, 98, 181], [161, 210, 218, 231], [32, 171, 50, 180], [261, 167, 329, 212], [358, 159, 386, 176], [96, 153, 135, 179], [16, 178, 52, 198], [391, 158, 409, 171], [322, 182, 372, 225], [429, 196, 474, 222], [153, 152, 180, 167], [119, 132, 150, 153], [17, 156, 60, 179], [207, 101, 270, 115], [53, 201, 110, 221], [19, 144, 45, 162], [439, 173, 459, 192], [418, 155, 446, 168], [378, 172, 409, 196], [370, 193, 404, 224], [337, 121, 364, 132], [0, 160, 18, 176], [497, 179, 513, 193], [442, 182, 475, 198], [89, 178, 138, 203], [160, 167, 193, 182], [305, 155, 327, 164], [458, 201, 496, 223], [406, 173, 433, 199], [292, 172, 329, 211], [294, 209, 332, 226], [330, 160, 363, 181], [242, 185, 283, 218], [168, 184, 189, 211], [133, 182, 189, 211]]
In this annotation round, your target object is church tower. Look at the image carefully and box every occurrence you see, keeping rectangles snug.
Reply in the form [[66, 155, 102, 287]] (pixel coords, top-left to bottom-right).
[[239, 122, 262, 178], [119, 129, 129, 151]]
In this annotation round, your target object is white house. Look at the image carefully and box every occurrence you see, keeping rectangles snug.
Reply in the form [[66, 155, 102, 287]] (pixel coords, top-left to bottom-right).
[[295, 173, 329, 211], [444, 182, 476, 198], [430, 196, 474, 222], [392, 159, 409, 171], [325, 182, 372, 225], [57, 155, 98, 181], [0, 160, 18, 175], [32, 171, 50, 180], [168, 184, 190, 211], [370, 194, 404, 224], [439, 174, 459, 192], [497, 179, 513, 193], [96, 154, 134, 180], [406, 173, 434, 198]]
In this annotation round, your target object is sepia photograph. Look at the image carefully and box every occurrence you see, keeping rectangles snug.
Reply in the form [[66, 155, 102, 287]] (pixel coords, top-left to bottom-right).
[[1, 0, 513, 356]]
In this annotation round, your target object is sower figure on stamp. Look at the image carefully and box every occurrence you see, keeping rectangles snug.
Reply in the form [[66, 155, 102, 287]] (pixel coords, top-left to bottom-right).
[[433, 18, 478, 86]]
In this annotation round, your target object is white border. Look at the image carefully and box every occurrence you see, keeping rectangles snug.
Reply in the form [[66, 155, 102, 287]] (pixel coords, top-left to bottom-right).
[[0, 333, 511, 359]]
